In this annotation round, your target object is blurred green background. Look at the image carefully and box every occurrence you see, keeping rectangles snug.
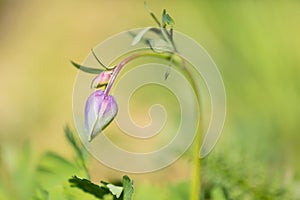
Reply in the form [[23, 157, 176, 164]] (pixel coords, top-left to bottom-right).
[[0, 0, 299, 199]]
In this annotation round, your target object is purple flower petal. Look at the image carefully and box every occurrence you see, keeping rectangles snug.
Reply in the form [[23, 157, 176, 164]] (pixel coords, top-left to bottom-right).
[[84, 90, 118, 141]]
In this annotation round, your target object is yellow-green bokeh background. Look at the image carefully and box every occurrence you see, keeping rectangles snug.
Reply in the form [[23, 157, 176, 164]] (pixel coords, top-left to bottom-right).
[[1, 0, 300, 196]]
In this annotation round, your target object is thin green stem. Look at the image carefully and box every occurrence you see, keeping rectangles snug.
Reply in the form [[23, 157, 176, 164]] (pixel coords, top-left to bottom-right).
[[191, 128, 201, 200], [104, 51, 171, 96]]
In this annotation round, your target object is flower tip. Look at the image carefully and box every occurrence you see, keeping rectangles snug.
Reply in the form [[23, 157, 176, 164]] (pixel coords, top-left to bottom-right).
[[88, 128, 100, 142], [88, 133, 93, 142]]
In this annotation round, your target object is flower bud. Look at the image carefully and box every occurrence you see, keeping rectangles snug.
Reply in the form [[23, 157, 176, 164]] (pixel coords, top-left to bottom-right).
[[84, 90, 118, 141], [91, 70, 113, 88]]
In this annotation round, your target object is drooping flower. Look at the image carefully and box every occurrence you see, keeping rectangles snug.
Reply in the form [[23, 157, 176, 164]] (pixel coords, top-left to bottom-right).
[[84, 90, 118, 141], [91, 70, 113, 88]]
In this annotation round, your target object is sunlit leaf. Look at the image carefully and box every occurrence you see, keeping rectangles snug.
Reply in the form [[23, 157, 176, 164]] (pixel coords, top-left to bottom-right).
[[69, 176, 110, 199], [107, 184, 123, 198], [122, 175, 133, 200], [63, 182, 101, 200]]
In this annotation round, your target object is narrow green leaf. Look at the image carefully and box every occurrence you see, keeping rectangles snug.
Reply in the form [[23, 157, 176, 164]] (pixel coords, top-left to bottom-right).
[[65, 125, 82, 157], [144, 1, 161, 26], [69, 176, 110, 199], [131, 27, 152, 46], [91, 48, 109, 69], [107, 184, 123, 198], [148, 39, 173, 53], [70, 60, 104, 74], [64, 125, 90, 179], [122, 175, 134, 200]]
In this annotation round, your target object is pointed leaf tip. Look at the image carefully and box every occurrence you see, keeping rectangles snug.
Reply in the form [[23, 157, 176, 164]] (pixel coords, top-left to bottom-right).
[[107, 184, 123, 198], [131, 27, 152, 46]]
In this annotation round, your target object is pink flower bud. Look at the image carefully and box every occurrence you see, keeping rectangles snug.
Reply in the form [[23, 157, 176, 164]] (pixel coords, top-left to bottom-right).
[[91, 70, 113, 88], [84, 90, 118, 141]]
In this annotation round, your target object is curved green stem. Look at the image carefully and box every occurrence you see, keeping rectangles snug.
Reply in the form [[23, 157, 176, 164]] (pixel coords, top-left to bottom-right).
[[104, 50, 201, 199], [104, 51, 171, 96], [180, 60, 201, 200]]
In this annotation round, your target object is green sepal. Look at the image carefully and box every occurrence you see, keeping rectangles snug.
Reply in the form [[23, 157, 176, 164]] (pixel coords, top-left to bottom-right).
[[70, 60, 104, 74]]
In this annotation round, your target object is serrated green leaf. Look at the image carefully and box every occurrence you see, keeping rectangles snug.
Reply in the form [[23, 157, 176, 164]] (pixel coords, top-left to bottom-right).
[[107, 184, 123, 198], [69, 176, 110, 199], [122, 175, 133, 200], [131, 27, 152, 46], [70, 60, 104, 74], [162, 9, 175, 27]]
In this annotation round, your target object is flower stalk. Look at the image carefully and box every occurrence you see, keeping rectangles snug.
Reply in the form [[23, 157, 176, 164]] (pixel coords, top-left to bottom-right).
[[72, 5, 203, 199]]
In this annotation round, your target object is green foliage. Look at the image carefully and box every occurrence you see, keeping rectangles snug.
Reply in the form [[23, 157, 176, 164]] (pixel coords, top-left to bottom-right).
[[32, 126, 92, 199], [36, 151, 82, 189], [107, 184, 123, 198], [0, 125, 134, 200], [64, 125, 90, 179], [0, 142, 36, 200], [162, 9, 174, 27], [69, 176, 112, 199], [133, 181, 190, 200], [122, 175, 134, 200], [69, 175, 133, 200], [201, 153, 292, 200]]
